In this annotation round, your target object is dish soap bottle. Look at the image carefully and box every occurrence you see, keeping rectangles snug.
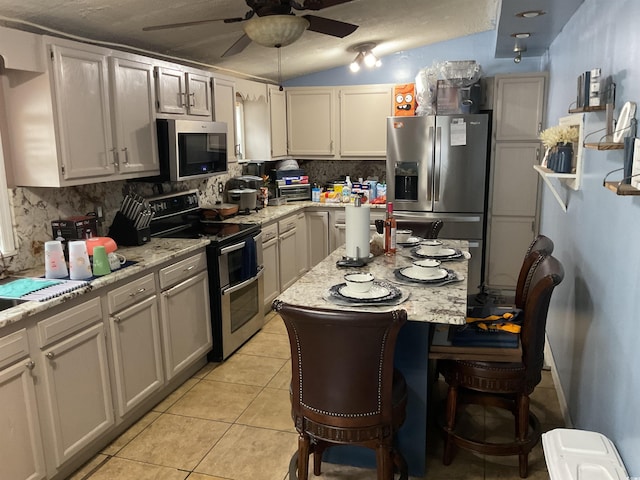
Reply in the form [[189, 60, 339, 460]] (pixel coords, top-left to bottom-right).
[[342, 175, 352, 203], [384, 202, 397, 256]]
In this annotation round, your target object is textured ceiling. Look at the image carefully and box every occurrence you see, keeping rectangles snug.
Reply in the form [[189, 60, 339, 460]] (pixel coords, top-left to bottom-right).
[[0, 0, 584, 81], [0, 0, 500, 81]]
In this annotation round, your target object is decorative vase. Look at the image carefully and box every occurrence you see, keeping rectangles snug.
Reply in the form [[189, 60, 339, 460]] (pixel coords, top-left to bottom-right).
[[547, 146, 558, 172], [555, 142, 573, 173]]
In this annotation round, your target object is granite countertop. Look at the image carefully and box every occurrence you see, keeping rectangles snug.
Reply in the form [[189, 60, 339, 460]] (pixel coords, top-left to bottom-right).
[[0, 238, 210, 330], [276, 240, 469, 324]]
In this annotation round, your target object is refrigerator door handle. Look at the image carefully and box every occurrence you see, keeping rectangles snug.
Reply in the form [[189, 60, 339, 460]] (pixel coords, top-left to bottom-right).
[[427, 126, 434, 202], [434, 126, 442, 202]]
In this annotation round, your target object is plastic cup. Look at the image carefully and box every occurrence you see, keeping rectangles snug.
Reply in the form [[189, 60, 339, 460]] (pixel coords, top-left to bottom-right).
[[68, 241, 92, 280], [44, 240, 68, 279], [92, 246, 111, 276]]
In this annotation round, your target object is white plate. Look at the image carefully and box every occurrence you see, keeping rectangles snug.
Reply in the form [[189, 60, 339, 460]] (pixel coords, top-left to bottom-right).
[[339, 283, 391, 300], [398, 236, 422, 246], [401, 267, 448, 281], [613, 101, 636, 143], [416, 247, 457, 257]]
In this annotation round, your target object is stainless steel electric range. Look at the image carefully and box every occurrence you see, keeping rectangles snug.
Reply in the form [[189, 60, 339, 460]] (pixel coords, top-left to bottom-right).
[[148, 190, 264, 361]]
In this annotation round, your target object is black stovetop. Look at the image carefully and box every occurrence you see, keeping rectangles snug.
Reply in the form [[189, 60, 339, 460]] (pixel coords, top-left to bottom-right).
[[151, 215, 259, 245]]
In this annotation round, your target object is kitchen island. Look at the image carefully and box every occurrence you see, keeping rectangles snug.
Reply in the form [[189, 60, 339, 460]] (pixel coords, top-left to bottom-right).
[[275, 240, 469, 477]]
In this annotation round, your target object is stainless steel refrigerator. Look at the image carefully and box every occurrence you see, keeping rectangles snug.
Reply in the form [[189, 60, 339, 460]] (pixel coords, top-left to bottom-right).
[[386, 114, 490, 294]]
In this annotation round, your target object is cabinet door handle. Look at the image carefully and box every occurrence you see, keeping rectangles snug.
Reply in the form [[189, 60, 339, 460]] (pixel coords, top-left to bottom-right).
[[121, 147, 129, 165], [25, 361, 35, 370], [184, 265, 195, 272], [111, 148, 119, 168], [128, 287, 146, 297], [189, 92, 196, 107], [179, 92, 187, 107], [46, 352, 55, 360], [112, 315, 122, 324]]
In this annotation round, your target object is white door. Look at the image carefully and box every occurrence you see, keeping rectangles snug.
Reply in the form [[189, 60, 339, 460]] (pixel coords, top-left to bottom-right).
[[155, 66, 187, 114], [159, 271, 212, 380], [339, 86, 392, 157], [486, 217, 535, 289], [40, 322, 114, 467], [109, 295, 164, 417], [287, 89, 335, 156], [306, 211, 329, 268], [0, 356, 46, 480], [110, 57, 159, 175], [495, 75, 546, 141], [268, 85, 288, 157], [50, 44, 115, 180], [491, 142, 541, 217], [295, 212, 308, 276], [213, 78, 237, 161], [187, 72, 212, 117]]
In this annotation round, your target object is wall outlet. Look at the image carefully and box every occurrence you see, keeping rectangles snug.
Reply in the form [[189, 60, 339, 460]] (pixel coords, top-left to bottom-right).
[[218, 183, 224, 194]]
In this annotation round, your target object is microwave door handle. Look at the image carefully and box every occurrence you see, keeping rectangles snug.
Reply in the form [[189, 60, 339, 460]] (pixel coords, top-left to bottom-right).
[[434, 126, 441, 203], [220, 241, 246, 256], [221, 267, 264, 296]]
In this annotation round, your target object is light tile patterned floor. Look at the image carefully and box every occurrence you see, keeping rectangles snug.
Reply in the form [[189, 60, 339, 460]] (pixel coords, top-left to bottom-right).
[[69, 311, 565, 479]]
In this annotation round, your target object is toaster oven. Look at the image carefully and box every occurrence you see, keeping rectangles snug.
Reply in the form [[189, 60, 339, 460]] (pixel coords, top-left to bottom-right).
[[277, 184, 311, 201]]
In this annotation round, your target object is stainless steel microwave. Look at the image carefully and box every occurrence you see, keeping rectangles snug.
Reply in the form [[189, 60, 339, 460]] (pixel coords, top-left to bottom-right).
[[156, 119, 227, 181]]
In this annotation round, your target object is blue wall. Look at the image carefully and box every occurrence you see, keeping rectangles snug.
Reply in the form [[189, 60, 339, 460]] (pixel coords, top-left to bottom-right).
[[543, 0, 640, 474], [288, 1, 640, 474]]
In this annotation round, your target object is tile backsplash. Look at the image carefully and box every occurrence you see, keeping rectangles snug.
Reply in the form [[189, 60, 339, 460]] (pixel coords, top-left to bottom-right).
[[5, 164, 242, 273], [5, 159, 387, 273]]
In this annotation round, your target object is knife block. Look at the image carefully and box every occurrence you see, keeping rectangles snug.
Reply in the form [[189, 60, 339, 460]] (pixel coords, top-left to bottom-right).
[[107, 211, 150, 246]]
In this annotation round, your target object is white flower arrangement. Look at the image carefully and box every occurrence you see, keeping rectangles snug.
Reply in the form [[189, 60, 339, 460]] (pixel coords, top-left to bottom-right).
[[539, 125, 580, 149]]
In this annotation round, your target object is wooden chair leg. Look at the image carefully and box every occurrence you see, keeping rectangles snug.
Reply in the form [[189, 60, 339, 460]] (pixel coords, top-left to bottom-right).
[[519, 452, 529, 478], [375, 444, 393, 480], [297, 434, 310, 480], [393, 449, 409, 480], [516, 394, 530, 478], [442, 384, 458, 465], [313, 441, 326, 476]]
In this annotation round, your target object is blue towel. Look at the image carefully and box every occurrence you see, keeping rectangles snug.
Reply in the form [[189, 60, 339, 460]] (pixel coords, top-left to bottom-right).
[[242, 236, 258, 279]]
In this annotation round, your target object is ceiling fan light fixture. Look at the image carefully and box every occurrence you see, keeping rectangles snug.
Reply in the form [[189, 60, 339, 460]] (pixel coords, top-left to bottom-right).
[[349, 43, 381, 73], [350, 52, 364, 72], [243, 15, 310, 48], [364, 50, 378, 68]]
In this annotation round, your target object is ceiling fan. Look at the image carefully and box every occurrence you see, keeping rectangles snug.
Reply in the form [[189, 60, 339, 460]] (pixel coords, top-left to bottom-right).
[[143, 0, 359, 57]]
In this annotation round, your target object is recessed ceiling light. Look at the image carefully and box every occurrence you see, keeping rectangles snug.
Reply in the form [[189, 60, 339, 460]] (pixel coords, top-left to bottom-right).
[[516, 10, 546, 18], [511, 32, 531, 39]]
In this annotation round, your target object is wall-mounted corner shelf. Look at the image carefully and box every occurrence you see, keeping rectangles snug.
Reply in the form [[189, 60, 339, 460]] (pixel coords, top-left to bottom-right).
[[604, 181, 640, 195], [569, 105, 607, 114], [533, 165, 578, 212], [585, 141, 624, 150]]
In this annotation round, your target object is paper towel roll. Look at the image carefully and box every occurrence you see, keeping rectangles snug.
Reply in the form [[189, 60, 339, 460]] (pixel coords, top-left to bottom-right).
[[345, 205, 371, 260]]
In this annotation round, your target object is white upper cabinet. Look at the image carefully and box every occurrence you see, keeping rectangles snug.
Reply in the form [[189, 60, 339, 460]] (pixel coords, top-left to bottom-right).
[[213, 77, 237, 162], [285, 85, 393, 159], [3, 38, 161, 186], [494, 74, 547, 141], [269, 85, 288, 158], [339, 85, 392, 157], [109, 56, 159, 175], [155, 66, 212, 117], [287, 88, 336, 156], [50, 44, 115, 181]]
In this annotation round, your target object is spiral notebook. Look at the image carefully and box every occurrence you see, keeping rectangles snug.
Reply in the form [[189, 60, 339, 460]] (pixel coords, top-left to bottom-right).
[[0, 278, 91, 302]]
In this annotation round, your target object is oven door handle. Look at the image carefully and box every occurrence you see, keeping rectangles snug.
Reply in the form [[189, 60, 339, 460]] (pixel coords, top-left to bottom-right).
[[221, 266, 264, 296], [220, 241, 246, 255]]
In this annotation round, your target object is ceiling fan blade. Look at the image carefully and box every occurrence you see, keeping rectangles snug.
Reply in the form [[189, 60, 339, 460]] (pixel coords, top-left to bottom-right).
[[303, 15, 358, 37], [143, 17, 230, 32], [222, 34, 253, 57], [298, 0, 355, 11]]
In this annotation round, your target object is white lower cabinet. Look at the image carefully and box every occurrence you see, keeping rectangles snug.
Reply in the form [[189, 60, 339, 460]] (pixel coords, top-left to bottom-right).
[[36, 297, 114, 469], [279, 215, 298, 292], [486, 216, 535, 288], [296, 212, 308, 277], [306, 210, 330, 269], [262, 222, 280, 312], [0, 329, 46, 480], [107, 274, 163, 418], [159, 254, 212, 381]]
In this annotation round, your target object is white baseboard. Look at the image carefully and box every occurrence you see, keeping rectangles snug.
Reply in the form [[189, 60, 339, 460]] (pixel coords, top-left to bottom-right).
[[544, 334, 573, 428]]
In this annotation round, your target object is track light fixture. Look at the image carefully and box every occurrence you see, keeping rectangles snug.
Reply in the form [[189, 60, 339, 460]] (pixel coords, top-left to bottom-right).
[[349, 43, 381, 73], [513, 44, 527, 64]]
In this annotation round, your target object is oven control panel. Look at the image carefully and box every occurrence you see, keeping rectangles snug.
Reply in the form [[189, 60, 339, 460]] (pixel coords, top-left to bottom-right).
[[148, 190, 200, 220]]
